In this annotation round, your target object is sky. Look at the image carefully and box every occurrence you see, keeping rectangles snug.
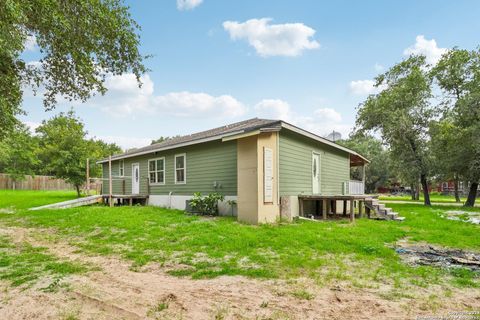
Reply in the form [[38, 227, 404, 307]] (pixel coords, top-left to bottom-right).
[[20, 0, 480, 149]]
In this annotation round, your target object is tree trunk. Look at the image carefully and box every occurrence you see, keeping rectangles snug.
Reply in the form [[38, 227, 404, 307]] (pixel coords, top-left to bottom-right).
[[75, 185, 81, 198], [464, 182, 478, 207], [420, 174, 431, 206], [453, 177, 461, 203], [410, 184, 416, 200], [415, 185, 420, 200], [12, 180, 16, 190]]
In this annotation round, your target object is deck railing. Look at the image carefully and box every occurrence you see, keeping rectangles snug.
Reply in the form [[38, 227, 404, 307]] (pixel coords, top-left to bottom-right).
[[344, 180, 365, 195]]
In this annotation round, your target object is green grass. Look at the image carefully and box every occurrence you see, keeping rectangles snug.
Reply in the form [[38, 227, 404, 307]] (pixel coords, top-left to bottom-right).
[[0, 191, 479, 290], [0, 190, 478, 291], [379, 192, 466, 203], [0, 235, 88, 287], [0, 190, 78, 210]]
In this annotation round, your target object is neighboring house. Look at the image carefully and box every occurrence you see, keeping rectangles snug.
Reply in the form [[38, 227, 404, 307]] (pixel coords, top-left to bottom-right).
[[98, 118, 369, 224], [437, 180, 465, 194]]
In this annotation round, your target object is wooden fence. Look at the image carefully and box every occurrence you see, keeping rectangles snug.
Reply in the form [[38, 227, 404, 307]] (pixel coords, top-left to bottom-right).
[[0, 173, 102, 192]]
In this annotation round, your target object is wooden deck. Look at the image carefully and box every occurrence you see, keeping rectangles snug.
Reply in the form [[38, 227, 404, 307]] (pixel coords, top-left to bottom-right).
[[102, 194, 149, 207], [298, 194, 376, 222]]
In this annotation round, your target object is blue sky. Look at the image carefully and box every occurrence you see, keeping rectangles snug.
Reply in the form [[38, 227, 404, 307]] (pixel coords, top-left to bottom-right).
[[20, 0, 480, 149]]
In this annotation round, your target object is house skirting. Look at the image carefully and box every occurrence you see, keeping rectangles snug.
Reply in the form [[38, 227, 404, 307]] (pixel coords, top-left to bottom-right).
[[148, 195, 238, 216]]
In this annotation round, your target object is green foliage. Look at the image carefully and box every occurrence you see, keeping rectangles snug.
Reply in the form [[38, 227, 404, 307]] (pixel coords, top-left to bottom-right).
[[0, 123, 39, 185], [0, 0, 147, 139], [356, 55, 434, 204], [189, 192, 225, 216], [36, 111, 89, 195], [431, 48, 480, 206], [338, 135, 390, 193]]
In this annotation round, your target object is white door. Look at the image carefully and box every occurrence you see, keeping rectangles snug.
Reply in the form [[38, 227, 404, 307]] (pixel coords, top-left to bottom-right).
[[132, 163, 140, 194], [312, 153, 320, 194]]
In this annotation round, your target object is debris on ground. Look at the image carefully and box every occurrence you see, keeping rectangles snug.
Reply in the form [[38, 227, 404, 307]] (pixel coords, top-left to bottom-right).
[[440, 210, 480, 225], [395, 242, 480, 272]]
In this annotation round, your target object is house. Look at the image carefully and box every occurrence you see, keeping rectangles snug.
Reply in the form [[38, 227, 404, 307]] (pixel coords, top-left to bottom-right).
[[98, 118, 369, 224], [437, 180, 465, 195]]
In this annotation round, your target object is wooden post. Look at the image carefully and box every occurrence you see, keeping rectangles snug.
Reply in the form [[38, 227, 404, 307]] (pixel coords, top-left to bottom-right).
[[86, 158, 90, 196], [359, 200, 363, 218], [343, 200, 347, 216], [108, 156, 113, 207], [322, 199, 327, 220], [350, 199, 355, 222], [299, 198, 304, 217], [362, 165, 366, 194], [326, 198, 331, 217]]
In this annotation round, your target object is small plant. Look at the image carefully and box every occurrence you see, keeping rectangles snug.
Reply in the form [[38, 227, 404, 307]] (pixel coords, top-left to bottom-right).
[[260, 301, 269, 308], [189, 192, 225, 216], [291, 289, 315, 300]]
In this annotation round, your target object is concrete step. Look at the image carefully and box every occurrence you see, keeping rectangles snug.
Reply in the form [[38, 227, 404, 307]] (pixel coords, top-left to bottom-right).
[[386, 212, 398, 220], [394, 216, 406, 221], [377, 204, 385, 210]]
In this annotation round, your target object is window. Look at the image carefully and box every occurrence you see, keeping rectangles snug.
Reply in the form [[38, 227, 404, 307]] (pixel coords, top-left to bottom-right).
[[119, 160, 124, 177], [175, 154, 186, 184], [148, 157, 165, 184]]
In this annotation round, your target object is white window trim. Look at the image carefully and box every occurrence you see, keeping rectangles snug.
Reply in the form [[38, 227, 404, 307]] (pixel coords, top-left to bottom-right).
[[174, 153, 186, 185], [119, 159, 124, 177], [148, 157, 166, 185]]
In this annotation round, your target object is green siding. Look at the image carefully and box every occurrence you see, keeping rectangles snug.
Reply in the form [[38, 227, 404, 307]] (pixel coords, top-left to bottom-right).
[[102, 140, 237, 196], [279, 130, 350, 196]]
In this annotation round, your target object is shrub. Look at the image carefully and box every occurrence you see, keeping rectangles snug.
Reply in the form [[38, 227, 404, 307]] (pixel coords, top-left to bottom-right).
[[189, 192, 225, 216]]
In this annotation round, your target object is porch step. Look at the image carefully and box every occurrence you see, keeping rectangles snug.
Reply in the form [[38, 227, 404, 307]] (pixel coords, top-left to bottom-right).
[[364, 198, 405, 221]]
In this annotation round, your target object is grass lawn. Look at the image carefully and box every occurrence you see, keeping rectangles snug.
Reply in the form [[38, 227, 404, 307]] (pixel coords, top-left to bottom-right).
[[379, 192, 467, 203], [0, 190, 78, 210], [0, 190, 478, 292]]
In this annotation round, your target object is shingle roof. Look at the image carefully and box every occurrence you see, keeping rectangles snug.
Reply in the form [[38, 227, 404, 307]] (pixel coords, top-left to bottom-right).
[[102, 118, 281, 162], [98, 117, 369, 164]]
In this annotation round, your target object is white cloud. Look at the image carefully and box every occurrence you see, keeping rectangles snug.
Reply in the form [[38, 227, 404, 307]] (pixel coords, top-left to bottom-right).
[[24, 35, 37, 51], [254, 99, 351, 137], [177, 0, 203, 10], [223, 18, 320, 57], [23, 121, 41, 134], [91, 135, 151, 150], [93, 73, 246, 119], [403, 35, 447, 65], [349, 80, 386, 95]]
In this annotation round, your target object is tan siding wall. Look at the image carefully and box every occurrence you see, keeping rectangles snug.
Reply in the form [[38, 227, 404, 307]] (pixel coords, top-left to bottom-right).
[[279, 130, 350, 196]]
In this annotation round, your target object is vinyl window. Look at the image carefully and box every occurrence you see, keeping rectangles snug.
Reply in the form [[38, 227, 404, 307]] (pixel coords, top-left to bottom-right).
[[119, 160, 124, 177], [175, 154, 186, 184], [148, 157, 165, 184]]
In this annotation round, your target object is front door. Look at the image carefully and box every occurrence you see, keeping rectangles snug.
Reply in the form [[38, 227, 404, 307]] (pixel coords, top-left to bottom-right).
[[312, 153, 320, 194], [132, 163, 140, 194]]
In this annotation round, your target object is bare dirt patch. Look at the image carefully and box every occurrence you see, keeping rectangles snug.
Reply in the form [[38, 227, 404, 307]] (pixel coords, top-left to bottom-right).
[[0, 226, 479, 320]]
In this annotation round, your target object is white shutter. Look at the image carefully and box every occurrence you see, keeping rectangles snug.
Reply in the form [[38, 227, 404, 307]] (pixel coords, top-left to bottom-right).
[[264, 147, 273, 203]]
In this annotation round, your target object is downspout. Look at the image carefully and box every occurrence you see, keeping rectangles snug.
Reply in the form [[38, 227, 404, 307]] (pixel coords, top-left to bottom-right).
[[168, 191, 173, 209]]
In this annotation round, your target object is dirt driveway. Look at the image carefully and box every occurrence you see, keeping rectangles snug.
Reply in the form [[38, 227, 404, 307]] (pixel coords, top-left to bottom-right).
[[0, 226, 479, 320]]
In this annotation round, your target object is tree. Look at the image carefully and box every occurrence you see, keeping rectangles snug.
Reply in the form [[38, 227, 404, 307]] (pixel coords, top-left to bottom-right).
[[36, 111, 89, 196], [355, 55, 434, 205], [0, 124, 39, 189], [0, 0, 147, 139], [87, 139, 122, 178], [338, 135, 391, 193], [151, 136, 180, 145], [429, 119, 464, 202], [431, 48, 480, 206]]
